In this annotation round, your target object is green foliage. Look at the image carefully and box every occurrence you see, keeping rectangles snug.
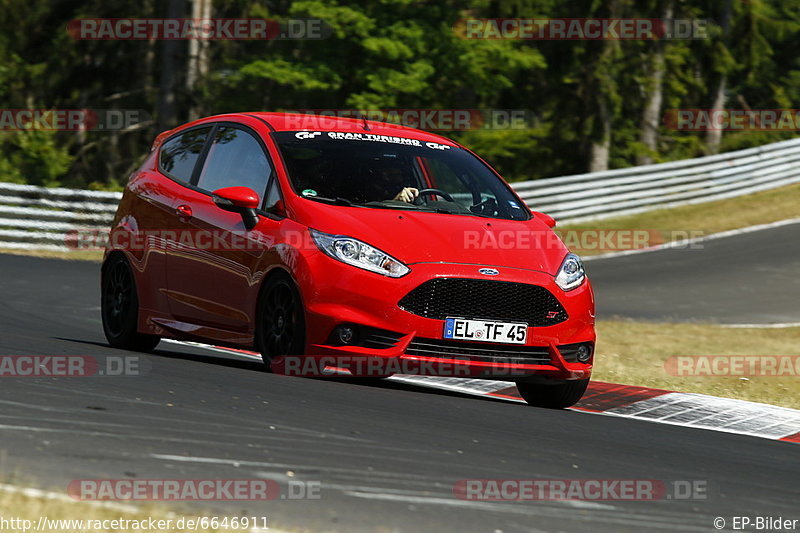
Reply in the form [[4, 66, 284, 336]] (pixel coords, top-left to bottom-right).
[[0, 131, 74, 186], [239, 59, 342, 91]]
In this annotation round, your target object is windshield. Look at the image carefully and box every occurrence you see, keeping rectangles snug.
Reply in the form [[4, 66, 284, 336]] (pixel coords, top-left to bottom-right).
[[273, 131, 529, 221]]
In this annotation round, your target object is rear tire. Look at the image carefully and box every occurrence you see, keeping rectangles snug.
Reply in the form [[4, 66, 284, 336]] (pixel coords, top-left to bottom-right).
[[516, 379, 589, 409], [101, 254, 160, 352], [255, 273, 306, 372]]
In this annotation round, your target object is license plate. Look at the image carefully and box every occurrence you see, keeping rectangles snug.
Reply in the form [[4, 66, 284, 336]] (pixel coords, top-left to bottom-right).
[[443, 318, 528, 345]]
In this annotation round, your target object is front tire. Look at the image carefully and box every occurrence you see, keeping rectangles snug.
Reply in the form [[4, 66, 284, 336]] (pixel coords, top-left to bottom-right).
[[516, 379, 589, 409], [255, 273, 306, 371], [101, 254, 160, 352]]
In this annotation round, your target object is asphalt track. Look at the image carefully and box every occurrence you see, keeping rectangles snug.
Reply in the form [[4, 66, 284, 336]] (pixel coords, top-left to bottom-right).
[[586, 220, 800, 324], [0, 224, 798, 533]]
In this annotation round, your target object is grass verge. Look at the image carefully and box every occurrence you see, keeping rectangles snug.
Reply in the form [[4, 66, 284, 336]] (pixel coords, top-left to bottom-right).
[[594, 320, 800, 409], [560, 181, 800, 255], [0, 248, 103, 262]]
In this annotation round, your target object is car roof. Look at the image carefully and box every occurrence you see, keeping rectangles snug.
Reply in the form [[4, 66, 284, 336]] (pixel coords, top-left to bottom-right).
[[203, 112, 462, 147]]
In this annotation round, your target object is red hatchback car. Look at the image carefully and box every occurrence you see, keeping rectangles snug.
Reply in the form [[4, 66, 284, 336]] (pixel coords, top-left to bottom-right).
[[102, 113, 595, 408]]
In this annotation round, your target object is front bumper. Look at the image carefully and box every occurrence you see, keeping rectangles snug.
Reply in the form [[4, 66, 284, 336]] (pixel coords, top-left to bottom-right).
[[285, 258, 595, 381]]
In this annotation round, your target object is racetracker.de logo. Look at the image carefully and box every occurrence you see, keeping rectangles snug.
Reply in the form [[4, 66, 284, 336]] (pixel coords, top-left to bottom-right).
[[664, 356, 800, 377], [455, 18, 709, 40], [274, 354, 582, 378], [665, 109, 800, 131], [0, 109, 149, 131], [453, 479, 708, 501], [0, 355, 145, 377], [66, 228, 312, 252], [67, 18, 330, 40], [68, 479, 321, 501], [462, 229, 705, 252], [282, 109, 534, 131]]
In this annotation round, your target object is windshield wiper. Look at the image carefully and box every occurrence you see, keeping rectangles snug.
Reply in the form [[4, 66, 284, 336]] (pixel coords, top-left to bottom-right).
[[358, 202, 492, 217], [350, 200, 502, 219], [306, 196, 354, 206], [359, 201, 430, 211], [445, 209, 495, 218]]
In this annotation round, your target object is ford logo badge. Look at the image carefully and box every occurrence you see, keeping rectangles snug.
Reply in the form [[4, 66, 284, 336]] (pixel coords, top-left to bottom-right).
[[478, 268, 499, 276]]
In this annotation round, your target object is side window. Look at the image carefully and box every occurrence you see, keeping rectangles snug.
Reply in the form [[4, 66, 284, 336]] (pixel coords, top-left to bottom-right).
[[196, 126, 272, 199], [159, 127, 211, 182]]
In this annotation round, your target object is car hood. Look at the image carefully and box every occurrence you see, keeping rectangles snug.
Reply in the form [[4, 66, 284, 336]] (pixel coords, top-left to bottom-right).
[[291, 202, 569, 275]]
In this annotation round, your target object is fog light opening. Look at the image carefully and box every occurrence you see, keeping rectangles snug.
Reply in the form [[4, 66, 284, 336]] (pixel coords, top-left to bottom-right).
[[336, 325, 357, 345], [576, 344, 593, 363]]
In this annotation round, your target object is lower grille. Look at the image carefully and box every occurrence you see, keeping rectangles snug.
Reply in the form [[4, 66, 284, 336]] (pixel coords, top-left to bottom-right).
[[361, 329, 404, 349], [398, 278, 568, 326], [406, 338, 550, 365], [326, 326, 404, 349]]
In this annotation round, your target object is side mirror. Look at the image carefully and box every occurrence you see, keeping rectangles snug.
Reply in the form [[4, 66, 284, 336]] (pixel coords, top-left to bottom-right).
[[531, 211, 556, 228], [212, 186, 260, 230]]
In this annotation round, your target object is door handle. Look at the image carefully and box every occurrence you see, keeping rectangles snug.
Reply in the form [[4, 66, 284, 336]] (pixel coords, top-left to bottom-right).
[[175, 204, 192, 219]]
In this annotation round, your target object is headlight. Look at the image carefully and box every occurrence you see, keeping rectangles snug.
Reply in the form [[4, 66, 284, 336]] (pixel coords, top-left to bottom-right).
[[555, 253, 585, 291], [310, 229, 410, 278]]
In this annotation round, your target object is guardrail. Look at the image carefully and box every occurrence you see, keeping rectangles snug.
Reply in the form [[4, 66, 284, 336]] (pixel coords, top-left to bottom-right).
[[1, 136, 799, 251], [0, 182, 120, 251], [513, 136, 800, 222]]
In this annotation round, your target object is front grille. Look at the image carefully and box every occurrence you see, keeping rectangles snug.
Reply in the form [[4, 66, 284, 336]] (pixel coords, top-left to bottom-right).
[[406, 338, 550, 365], [398, 278, 568, 326]]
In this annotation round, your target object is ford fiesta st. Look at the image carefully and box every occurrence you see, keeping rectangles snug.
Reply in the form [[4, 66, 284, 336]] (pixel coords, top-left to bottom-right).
[[101, 112, 595, 408]]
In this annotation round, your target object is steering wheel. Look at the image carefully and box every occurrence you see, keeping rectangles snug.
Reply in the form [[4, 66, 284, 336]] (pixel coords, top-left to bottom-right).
[[413, 188, 455, 205]]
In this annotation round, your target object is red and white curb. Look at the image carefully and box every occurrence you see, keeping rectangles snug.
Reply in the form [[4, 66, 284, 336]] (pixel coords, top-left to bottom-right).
[[390, 377, 800, 444], [162, 340, 800, 445]]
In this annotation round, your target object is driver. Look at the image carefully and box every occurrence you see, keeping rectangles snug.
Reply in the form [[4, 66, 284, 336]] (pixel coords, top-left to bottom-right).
[[393, 186, 419, 203], [364, 164, 419, 203], [381, 167, 419, 203]]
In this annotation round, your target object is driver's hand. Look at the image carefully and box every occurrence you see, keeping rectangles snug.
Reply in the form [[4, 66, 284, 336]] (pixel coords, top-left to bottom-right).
[[393, 187, 419, 203]]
